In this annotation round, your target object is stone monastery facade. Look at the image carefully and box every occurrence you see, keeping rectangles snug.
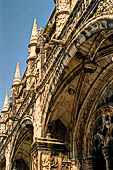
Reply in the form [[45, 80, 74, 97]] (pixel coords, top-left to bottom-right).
[[1, 0, 113, 169]]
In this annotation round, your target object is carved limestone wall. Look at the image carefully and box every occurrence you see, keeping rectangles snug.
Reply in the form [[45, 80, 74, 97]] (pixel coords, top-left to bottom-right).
[[31, 137, 79, 170], [95, 0, 113, 16], [33, 97, 43, 140], [55, 0, 71, 37]]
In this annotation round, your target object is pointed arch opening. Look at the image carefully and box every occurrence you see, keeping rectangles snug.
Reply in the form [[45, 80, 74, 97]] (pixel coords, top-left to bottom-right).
[[11, 119, 33, 170]]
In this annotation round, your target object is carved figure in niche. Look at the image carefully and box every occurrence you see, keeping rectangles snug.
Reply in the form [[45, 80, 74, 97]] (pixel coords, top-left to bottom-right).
[[63, 155, 69, 162], [101, 113, 113, 145], [50, 155, 59, 169], [27, 76, 36, 90], [94, 113, 113, 147], [62, 155, 71, 170], [93, 112, 113, 167], [42, 154, 51, 170]]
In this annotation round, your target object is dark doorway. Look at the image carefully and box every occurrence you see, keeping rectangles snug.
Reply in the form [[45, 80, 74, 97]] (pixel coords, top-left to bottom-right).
[[94, 149, 106, 170], [93, 140, 106, 170], [16, 159, 29, 170]]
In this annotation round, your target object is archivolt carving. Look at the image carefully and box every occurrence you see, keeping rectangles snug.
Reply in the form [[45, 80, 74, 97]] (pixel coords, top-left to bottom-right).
[[10, 118, 33, 166], [74, 62, 113, 161], [40, 18, 113, 134], [88, 30, 113, 60], [84, 105, 111, 154]]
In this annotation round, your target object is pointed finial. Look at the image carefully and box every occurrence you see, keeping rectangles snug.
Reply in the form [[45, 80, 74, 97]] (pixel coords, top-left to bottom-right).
[[30, 18, 38, 44], [2, 92, 9, 112], [13, 62, 21, 86]]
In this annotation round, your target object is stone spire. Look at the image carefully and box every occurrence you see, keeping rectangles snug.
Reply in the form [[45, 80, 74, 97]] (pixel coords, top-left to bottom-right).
[[30, 18, 38, 44], [27, 18, 38, 63], [2, 92, 9, 112], [13, 62, 21, 86]]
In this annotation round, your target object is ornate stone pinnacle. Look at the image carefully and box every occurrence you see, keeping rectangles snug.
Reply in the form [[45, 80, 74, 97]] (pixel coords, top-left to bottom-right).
[[13, 62, 21, 86], [30, 18, 38, 44], [2, 92, 9, 112]]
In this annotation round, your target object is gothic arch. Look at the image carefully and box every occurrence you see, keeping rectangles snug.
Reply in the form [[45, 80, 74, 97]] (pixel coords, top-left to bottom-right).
[[36, 15, 113, 170], [66, 15, 113, 62], [68, 15, 113, 53], [43, 16, 113, 131], [44, 64, 82, 131], [10, 116, 33, 170], [73, 62, 113, 166]]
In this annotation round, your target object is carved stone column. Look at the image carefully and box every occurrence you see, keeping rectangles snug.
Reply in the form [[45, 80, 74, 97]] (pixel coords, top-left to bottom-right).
[[31, 147, 38, 170], [31, 137, 69, 170], [87, 156, 95, 170], [5, 148, 11, 170], [33, 97, 42, 141], [5, 140, 13, 170], [102, 145, 112, 170]]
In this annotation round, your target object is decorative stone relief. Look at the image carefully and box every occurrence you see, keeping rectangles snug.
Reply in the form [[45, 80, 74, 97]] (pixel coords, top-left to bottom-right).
[[37, 28, 44, 48], [50, 153, 59, 169], [33, 98, 42, 140], [42, 153, 51, 170], [32, 151, 38, 170], [26, 76, 36, 90], [55, 0, 71, 37], [62, 154, 71, 170], [95, 0, 113, 16], [41, 152, 74, 170]]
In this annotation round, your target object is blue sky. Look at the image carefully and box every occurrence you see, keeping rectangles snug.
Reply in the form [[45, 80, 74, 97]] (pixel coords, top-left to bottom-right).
[[0, 0, 55, 112]]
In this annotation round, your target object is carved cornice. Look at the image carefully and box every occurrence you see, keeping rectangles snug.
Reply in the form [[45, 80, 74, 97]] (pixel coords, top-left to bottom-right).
[[31, 137, 66, 153]]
